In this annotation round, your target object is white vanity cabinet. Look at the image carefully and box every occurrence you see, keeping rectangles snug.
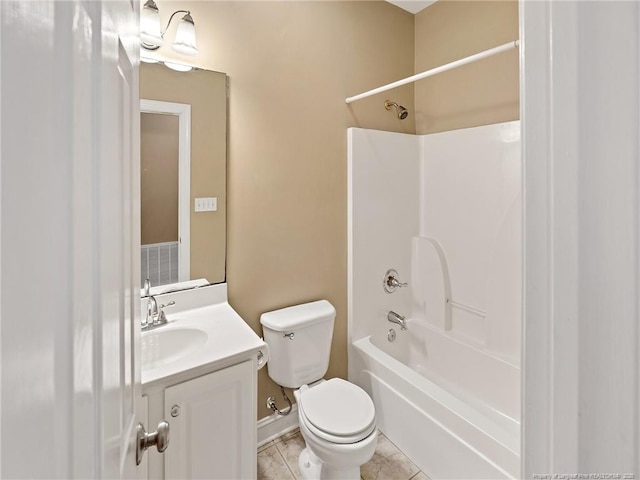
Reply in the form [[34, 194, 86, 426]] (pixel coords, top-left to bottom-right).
[[139, 286, 266, 480], [144, 358, 257, 480], [164, 360, 256, 479]]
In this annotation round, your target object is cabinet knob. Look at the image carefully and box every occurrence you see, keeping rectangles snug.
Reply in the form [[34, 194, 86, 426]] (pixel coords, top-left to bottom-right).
[[136, 420, 170, 465]]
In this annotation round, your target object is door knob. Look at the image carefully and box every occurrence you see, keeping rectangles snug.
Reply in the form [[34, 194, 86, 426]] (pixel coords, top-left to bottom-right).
[[136, 420, 170, 465]]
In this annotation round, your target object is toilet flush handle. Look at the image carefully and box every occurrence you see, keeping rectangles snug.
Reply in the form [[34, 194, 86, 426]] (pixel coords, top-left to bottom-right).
[[283, 332, 295, 340]]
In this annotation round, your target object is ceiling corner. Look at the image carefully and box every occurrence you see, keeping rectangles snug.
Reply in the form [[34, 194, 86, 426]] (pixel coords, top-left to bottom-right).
[[385, 1, 437, 15]]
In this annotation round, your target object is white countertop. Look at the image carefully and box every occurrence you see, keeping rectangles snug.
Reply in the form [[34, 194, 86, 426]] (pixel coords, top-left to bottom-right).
[[141, 285, 267, 393]]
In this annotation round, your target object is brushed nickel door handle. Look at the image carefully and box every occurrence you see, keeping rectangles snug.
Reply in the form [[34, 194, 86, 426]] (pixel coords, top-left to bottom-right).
[[136, 420, 170, 465]]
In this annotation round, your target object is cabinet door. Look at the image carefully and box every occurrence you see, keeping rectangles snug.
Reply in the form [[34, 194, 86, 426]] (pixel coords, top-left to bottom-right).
[[164, 361, 257, 479]]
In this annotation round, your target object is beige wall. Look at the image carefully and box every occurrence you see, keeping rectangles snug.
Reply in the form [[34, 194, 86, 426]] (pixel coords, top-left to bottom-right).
[[149, 0, 518, 420], [141, 113, 179, 245], [140, 63, 227, 283], [414, 0, 519, 134], [154, 1, 415, 418]]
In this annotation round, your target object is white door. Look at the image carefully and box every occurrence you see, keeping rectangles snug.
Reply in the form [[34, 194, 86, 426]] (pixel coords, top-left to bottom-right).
[[0, 0, 142, 477], [522, 1, 640, 475]]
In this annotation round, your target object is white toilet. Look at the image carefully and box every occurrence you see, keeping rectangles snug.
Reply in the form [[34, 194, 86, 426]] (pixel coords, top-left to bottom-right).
[[260, 300, 377, 480]]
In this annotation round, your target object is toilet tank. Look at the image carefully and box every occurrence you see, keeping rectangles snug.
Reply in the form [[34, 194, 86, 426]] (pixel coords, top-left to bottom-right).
[[260, 300, 336, 388]]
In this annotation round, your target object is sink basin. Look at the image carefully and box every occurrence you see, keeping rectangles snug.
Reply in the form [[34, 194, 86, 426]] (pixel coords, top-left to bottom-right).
[[142, 327, 208, 370]]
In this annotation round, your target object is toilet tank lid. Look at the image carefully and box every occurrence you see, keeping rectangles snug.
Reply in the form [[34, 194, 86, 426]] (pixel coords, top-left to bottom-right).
[[260, 300, 336, 331]]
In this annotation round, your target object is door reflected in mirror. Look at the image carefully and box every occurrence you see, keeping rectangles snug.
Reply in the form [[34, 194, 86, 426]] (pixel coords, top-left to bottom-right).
[[141, 100, 190, 286], [140, 62, 227, 294]]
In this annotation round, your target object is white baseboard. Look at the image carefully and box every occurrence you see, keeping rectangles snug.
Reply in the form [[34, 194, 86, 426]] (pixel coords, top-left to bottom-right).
[[257, 404, 299, 448]]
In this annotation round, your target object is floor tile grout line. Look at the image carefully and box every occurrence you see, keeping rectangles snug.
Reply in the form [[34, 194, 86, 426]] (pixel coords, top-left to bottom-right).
[[260, 444, 296, 480], [270, 427, 300, 448], [378, 431, 421, 474], [257, 440, 274, 454], [275, 444, 298, 480], [362, 431, 423, 480], [274, 434, 302, 480]]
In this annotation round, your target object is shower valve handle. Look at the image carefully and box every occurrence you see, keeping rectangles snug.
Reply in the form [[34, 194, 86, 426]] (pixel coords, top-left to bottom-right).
[[387, 276, 407, 289], [383, 269, 408, 293]]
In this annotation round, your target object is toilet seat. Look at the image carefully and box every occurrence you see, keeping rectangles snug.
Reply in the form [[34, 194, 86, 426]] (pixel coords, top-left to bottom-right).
[[298, 378, 376, 444]]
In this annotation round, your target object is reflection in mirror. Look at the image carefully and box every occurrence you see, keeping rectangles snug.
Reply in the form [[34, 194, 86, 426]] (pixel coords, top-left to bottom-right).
[[141, 100, 190, 285], [140, 62, 227, 295]]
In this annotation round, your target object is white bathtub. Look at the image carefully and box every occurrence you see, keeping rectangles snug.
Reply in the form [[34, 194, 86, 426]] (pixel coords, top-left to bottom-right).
[[351, 319, 520, 479]]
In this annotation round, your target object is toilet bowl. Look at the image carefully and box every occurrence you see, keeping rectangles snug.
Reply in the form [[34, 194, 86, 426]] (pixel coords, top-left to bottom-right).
[[294, 379, 378, 480], [260, 300, 378, 480]]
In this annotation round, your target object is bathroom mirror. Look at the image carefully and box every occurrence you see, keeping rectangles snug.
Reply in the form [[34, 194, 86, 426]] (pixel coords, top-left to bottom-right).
[[140, 62, 227, 294]]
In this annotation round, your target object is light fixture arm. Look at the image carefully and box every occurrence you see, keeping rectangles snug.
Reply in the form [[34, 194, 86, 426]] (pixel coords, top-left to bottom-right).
[[161, 10, 193, 37], [141, 7, 194, 51]]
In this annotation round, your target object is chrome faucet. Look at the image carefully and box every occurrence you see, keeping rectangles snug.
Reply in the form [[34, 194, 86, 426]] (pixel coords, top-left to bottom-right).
[[387, 310, 407, 330], [143, 295, 175, 331], [146, 295, 159, 326], [142, 278, 153, 328]]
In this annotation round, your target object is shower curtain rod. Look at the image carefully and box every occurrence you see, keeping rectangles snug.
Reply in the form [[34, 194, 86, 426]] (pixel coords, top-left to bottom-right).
[[345, 40, 520, 104]]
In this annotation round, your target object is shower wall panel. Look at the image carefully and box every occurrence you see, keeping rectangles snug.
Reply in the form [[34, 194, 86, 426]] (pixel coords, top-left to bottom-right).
[[347, 128, 420, 346], [348, 122, 521, 369], [420, 121, 521, 361]]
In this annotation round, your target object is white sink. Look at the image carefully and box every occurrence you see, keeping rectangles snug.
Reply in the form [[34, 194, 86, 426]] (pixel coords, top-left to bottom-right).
[[142, 327, 208, 371], [140, 289, 268, 388]]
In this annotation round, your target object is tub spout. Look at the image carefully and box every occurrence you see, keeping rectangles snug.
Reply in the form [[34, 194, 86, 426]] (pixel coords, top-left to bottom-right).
[[387, 311, 407, 330]]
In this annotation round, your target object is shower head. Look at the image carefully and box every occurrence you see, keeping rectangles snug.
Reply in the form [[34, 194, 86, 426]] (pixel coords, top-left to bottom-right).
[[384, 100, 409, 120]]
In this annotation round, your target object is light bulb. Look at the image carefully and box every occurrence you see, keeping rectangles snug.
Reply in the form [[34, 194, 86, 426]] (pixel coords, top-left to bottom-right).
[[140, 0, 164, 47], [171, 13, 198, 56]]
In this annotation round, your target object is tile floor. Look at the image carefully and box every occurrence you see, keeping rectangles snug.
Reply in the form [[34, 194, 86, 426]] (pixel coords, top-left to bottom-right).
[[257, 428, 429, 480]]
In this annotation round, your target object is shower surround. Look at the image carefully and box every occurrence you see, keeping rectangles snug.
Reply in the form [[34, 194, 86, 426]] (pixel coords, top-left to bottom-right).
[[347, 122, 521, 478]]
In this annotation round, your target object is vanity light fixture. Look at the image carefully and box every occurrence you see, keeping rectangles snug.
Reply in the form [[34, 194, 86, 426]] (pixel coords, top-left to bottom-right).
[[140, 0, 199, 56]]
